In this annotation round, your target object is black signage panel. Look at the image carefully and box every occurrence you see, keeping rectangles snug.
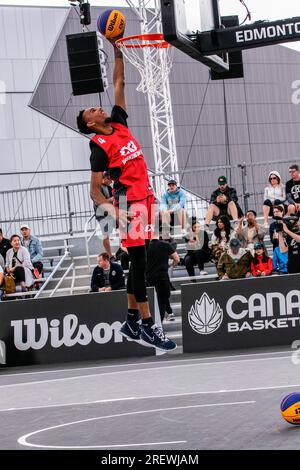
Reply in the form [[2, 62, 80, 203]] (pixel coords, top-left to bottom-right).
[[0, 290, 155, 366], [182, 275, 300, 353]]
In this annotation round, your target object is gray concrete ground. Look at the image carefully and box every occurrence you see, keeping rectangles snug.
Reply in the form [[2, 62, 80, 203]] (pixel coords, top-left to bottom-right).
[[0, 347, 300, 450]]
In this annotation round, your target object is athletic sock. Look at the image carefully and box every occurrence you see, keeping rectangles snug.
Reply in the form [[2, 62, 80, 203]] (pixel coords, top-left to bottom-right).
[[127, 309, 139, 323], [142, 316, 154, 327]]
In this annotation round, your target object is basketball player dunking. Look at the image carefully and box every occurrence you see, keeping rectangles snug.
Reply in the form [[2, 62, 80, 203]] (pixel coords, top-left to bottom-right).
[[77, 37, 176, 352]]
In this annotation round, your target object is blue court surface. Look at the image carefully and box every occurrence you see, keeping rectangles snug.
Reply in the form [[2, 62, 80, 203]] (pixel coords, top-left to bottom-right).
[[0, 346, 300, 450]]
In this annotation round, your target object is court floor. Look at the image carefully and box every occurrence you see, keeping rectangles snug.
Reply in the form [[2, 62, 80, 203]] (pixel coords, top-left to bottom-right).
[[0, 346, 300, 450]]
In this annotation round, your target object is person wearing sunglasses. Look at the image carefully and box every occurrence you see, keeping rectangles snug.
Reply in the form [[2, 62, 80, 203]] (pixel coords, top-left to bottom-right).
[[262, 170, 285, 228]]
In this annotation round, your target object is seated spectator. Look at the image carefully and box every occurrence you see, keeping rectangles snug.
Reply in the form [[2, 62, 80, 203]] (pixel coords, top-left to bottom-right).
[[146, 234, 179, 322], [217, 238, 252, 280], [160, 180, 186, 239], [184, 221, 211, 278], [210, 215, 235, 263], [0, 253, 4, 270], [251, 242, 273, 277], [263, 171, 286, 228], [0, 228, 11, 263], [205, 176, 242, 229], [93, 171, 115, 259], [272, 245, 288, 274], [90, 252, 125, 292], [269, 205, 284, 250], [20, 224, 43, 276], [6, 235, 34, 291], [237, 210, 267, 255], [285, 164, 300, 216]]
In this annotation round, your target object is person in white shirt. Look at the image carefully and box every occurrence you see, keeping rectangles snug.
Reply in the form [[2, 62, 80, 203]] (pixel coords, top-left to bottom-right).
[[263, 170, 285, 228], [6, 235, 33, 291]]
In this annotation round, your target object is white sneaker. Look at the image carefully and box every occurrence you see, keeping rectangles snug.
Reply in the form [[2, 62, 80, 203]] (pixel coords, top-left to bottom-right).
[[166, 313, 175, 321], [200, 270, 208, 275]]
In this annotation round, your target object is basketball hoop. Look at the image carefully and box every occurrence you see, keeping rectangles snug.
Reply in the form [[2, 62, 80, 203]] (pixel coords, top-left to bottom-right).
[[115, 33, 174, 95]]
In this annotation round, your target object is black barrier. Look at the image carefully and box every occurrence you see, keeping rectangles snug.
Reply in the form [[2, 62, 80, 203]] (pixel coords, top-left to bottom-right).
[[182, 274, 300, 353], [0, 289, 156, 366]]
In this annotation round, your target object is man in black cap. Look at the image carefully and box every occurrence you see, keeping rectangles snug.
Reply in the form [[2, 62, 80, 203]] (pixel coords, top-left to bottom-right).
[[204, 176, 242, 229], [160, 180, 187, 239]]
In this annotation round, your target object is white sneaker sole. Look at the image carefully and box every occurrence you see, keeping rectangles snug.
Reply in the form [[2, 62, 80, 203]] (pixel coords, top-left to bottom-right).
[[139, 338, 178, 352], [119, 330, 142, 344]]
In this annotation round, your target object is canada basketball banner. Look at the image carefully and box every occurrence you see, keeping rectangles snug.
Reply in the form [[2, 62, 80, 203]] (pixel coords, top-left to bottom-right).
[[0, 290, 155, 366], [182, 274, 300, 353]]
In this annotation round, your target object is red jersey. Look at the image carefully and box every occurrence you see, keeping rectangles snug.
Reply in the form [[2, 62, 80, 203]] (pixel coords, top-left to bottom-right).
[[92, 122, 153, 202]]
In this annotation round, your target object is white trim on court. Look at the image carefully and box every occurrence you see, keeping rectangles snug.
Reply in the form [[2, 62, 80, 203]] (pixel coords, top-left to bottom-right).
[[18, 400, 255, 449], [1, 382, 300, 413], [0, 348, 291, 379], [0, 354, 292, 390]]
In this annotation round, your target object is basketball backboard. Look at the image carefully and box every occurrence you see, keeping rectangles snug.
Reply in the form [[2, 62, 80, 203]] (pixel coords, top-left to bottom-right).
[[160, 0, 229, 72]]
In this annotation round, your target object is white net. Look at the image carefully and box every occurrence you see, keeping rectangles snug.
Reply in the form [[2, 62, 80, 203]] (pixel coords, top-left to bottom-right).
[[116, 34, 174, 95]]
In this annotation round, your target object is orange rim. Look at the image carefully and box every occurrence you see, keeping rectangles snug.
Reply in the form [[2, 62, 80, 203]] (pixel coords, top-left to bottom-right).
[[116, 33, 170, 49]]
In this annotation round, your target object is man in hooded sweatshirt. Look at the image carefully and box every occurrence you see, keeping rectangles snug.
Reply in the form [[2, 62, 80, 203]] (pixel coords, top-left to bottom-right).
[[160, 180, 187, 239]]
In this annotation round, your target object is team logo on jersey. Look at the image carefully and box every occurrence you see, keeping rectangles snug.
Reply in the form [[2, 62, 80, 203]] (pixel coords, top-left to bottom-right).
[[120, 140, 138, 157]]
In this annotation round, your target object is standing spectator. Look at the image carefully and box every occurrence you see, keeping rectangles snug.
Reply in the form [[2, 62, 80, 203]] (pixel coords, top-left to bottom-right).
[[217, 238, 252, 280], [285, 164, 300, 215], [236, 210, 267, 255], [0, 228, 11, 262], [282, 219, 300, 274], [269, 205, 284, 250], [160, 180, 186, 239], [93, 171, 115, 259], [184, 221, 211, 278], [205, 176, 242, 229], [262, 171, 286, 227], [90, 252, 125, 292], [20, 224, 43, 276], [146, 235, 179, 322], [250, 242, 273, 277], [210, 215, 235, 263], [6, 235, 33, 291]]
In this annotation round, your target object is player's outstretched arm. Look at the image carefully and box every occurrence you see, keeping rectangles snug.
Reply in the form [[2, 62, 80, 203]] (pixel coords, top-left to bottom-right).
[[110, 39, 126, 112]]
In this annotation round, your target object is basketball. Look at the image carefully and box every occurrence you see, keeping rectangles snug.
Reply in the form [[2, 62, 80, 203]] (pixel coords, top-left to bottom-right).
[[280, 393, 300, 425], [97, 9, 126, 39]]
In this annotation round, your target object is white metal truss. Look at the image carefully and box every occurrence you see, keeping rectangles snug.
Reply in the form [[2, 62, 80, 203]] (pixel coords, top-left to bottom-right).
[[125, 0, 179, 198]]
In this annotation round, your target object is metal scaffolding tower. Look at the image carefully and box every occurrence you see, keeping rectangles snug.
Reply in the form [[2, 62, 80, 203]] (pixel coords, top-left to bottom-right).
[[125, 0, 179, 198]]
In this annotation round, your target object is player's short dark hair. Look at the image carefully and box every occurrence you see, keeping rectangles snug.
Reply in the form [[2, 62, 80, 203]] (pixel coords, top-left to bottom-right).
[[98, 252, 110, 261], [77, 110, 93, 135], [289, 163, 299, 172]]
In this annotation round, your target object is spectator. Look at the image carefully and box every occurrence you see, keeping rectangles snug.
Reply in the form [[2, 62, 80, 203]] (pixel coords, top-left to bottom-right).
[[160, 180, 186, 239], [236, 210, 267, 255], [217, 238, 252, 280], [205, 176, 242, 229], [0, 228, 11, 262], [285, 164, 300, 215], [90, 252, 125, 292], [6, 235, 33, 291], [263, 171, 286, 227], [269, 205, 284, 250], [272, 242, 288, 275], [93, 171, 115, 259], [250, 242, 273, 277], [184, 221, 211, 278], [20, 224, 43, 276], [282, 218, 300, 274], [146, 234, 179, 322], [210, 215, 235, 263]]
